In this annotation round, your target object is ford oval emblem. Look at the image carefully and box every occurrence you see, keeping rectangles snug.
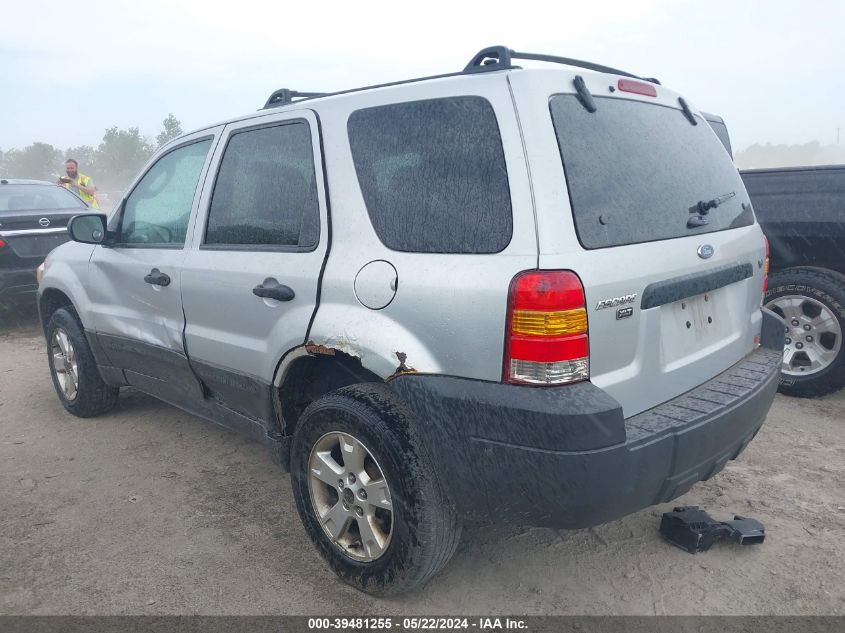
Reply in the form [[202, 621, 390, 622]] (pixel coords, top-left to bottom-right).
[[39, 217, 50, 227], [697, 244, 714, 259]]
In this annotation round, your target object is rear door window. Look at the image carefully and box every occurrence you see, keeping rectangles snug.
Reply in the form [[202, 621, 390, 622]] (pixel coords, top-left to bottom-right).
[[550, 96, 752, 249], [348, 96, 512, 254], [205, 121, 319, 249]]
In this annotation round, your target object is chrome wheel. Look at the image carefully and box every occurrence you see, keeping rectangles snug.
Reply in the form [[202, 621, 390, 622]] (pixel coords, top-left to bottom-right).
[[307, 431, 393, 562], [51, 327, 79, 400], [766, 294, 842, 377]]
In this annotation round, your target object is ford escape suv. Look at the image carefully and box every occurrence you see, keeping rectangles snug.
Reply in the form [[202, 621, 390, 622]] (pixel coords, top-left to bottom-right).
[[38, 46, 783, 595]]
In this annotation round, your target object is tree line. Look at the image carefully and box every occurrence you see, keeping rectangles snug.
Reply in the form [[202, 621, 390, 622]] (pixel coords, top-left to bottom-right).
[[734, 141, 845, 170], [0, 114, 184, 193]]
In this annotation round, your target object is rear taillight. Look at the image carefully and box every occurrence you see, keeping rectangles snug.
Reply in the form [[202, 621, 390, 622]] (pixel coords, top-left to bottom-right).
[[762, 236, 770, 299], [504, 270, 589, 386], [0, 238, 6, 248]]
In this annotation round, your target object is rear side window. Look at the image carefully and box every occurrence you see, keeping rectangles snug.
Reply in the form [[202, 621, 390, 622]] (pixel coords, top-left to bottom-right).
[[707, 119, 733, 157], [206, 122, 319, 248], [550, 96, 752, 249], [348, 97, 512, 254]]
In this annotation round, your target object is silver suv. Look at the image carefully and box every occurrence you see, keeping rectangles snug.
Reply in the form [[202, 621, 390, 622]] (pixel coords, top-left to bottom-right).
[[37, 47, 784, 595]]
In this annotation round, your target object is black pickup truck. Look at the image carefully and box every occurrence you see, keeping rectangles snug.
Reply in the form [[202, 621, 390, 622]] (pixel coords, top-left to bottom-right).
[[704, 114, 845, 397], [742, 165, 845, 397]]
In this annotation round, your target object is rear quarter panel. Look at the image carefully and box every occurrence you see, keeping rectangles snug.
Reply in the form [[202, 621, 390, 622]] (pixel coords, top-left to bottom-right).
[[306, 74, 538, 381]]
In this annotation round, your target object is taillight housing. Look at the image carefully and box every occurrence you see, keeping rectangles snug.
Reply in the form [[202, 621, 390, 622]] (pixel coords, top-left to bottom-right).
[[762, 236, 770, 300], [504, 270, 589, 386], [0, 238, 6, 248]]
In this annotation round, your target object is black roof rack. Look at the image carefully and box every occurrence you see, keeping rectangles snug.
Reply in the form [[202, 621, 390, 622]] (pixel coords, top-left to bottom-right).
[[264, 89, 328, 109], [463, 45, 660, 84], [262, 45, 660, 110]]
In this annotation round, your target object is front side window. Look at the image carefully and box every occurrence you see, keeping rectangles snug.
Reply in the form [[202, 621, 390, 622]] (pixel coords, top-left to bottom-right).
[[119, 139, 212, 246], [205, 122, 319, 248], [348, 97, 513, 254]]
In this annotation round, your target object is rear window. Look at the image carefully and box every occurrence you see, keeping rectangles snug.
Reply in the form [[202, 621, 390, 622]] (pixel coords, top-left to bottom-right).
[[348, 96, 512, 254], [0, 184, 86, 213], [550, 96, 752, 249]]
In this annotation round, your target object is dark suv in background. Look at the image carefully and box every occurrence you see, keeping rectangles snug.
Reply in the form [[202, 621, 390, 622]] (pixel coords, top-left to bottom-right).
[[0, 179, 86, 304]]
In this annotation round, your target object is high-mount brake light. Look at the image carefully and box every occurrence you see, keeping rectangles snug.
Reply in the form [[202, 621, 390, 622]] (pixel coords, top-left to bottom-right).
[[504, 270, 589, 386], [617, 79, 658, 97]]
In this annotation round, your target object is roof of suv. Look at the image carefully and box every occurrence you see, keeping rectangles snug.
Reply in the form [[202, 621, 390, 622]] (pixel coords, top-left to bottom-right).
[[174, 46, 669, 142], [260, 46, 662, 110]]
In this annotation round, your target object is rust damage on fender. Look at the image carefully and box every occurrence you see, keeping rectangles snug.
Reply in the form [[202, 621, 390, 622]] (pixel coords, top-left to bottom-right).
[[305, 341, 336, 356], [390, 351, 418, 379]]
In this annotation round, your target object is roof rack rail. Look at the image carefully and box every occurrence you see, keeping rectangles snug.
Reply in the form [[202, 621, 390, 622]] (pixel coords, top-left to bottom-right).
[[463, 45, 660, 84], [263, 88, 329, 109]]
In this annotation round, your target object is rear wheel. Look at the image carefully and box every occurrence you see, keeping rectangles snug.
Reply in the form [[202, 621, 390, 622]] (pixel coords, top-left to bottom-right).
[[290, 384, 461, 595], [46, 308, 119, 417], [764, 268, 845, 397]]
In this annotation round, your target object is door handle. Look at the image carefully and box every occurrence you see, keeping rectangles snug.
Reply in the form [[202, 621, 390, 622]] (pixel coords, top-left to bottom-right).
[[143, 268, 171, 286], [253, 281, 295, 302]]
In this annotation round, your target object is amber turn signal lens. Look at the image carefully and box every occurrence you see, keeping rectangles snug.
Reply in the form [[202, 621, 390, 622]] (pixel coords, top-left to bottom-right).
[[511, 308, 587, 336]]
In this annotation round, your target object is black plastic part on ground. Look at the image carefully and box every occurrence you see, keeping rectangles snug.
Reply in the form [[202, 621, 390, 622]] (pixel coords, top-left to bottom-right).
[[660, 506, 766, 554]]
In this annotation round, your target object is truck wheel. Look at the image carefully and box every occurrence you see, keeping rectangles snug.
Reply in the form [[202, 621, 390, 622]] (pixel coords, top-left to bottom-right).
[[290, 384, 461, 595], [764, 268, 845, 397], [46, 308, 119, 417]]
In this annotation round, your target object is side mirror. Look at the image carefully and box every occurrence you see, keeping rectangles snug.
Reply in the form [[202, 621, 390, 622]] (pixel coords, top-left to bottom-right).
[[68, 214, 108, 244]]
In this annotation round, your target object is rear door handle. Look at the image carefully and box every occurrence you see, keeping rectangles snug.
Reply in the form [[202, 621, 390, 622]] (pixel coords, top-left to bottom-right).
[[143, 268, 171, 286], [253, 280, 295, 302]]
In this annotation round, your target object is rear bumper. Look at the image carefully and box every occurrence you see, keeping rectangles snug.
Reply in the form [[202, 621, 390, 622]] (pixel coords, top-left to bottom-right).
[[390, 309, 784, 528], [0, 268, 38, 301]]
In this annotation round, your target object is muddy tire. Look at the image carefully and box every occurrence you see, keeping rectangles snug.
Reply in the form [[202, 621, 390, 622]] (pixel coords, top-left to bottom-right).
[[46, 308, 119, 417], [290, 383, 461, 595], [764, 267, 845, 398]]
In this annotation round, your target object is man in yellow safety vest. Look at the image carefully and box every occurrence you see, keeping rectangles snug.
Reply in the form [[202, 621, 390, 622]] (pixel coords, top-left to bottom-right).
[[58, 158, 99, 209]]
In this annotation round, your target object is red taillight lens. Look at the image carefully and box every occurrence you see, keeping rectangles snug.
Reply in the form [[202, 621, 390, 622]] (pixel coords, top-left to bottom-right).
[[504, 270, 589, 386], [617, 79, 657, 97], [0, 238, 6, 248]]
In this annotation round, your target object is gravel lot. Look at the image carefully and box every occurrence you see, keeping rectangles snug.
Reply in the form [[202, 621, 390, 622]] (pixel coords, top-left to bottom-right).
[[1, 313, 843, 615]]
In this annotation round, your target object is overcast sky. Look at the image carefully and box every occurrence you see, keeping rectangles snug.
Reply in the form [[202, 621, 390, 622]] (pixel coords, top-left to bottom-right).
[[1, 0, 843, 155]]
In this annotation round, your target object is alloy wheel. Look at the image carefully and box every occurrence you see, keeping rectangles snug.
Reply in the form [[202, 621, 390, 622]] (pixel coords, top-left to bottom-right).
[[51, 327, 79, 400], [307, 431, 393, 562], [766, 294, 842, 377]]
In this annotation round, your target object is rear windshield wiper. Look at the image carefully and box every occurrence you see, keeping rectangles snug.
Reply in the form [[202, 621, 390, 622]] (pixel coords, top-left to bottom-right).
[[687, 191, 736, 228], [695, 191, 736, 214]]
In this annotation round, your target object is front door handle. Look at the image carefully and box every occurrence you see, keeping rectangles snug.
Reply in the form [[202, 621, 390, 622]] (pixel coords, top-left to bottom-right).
[[253, 280, 295, 302], [143, 268, 171, 286]]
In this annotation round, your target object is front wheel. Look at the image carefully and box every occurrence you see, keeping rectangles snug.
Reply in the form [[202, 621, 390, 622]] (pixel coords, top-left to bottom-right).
[[290, 384, 461, 595], [46, 308, 119, 417], [764, 267, 845, 398]]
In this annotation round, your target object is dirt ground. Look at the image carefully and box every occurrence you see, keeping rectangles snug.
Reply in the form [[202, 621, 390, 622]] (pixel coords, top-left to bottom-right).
[[1, 312, 843, 616]]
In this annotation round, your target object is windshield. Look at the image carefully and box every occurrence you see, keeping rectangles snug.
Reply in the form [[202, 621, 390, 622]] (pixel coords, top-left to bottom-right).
[[0, 184, 87, 213], [550, 95, 753, 249]]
